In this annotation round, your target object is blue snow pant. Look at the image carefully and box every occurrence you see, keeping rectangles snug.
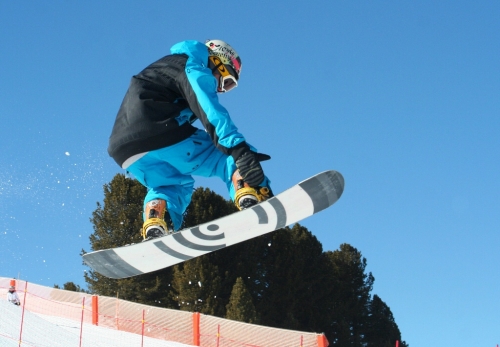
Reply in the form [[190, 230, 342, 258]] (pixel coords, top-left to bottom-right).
[[125, 129, 271, 231]]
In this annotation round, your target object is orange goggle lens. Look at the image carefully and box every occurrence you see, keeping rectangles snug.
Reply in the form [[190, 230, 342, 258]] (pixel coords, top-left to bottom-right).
[[209, 56, 238, 93]]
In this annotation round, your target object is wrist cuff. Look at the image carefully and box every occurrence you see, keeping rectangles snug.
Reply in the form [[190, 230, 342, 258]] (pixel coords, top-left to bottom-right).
[[229, 142, 250, 162]]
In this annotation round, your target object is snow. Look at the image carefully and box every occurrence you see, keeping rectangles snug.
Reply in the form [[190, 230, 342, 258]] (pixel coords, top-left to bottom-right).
[[0, 300, 194, 347]]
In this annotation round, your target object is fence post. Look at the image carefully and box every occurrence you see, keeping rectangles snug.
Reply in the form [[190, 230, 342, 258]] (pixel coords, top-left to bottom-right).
[[317, 333, 329, 347], [79, 297, 85, 347], [216, 324, 220, 347], [192, 312, 200, 346], [91, 295, 98, 326], [18, 282, 28, 347], [115, 292, 120, 330], [141, 309, 145, 347]]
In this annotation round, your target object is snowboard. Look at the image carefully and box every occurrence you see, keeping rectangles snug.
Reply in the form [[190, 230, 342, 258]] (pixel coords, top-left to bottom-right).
[[83, 170, 344, 279]]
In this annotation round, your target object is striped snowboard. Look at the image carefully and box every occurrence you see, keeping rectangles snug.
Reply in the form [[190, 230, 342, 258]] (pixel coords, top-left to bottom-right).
[[83, 170, 344, 279]]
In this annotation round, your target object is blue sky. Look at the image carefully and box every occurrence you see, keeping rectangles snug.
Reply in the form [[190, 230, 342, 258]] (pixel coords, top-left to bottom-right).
[[1, 1, 499, 346]]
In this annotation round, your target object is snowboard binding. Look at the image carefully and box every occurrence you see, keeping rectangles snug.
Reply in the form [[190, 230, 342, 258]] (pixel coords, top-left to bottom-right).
[[232, 170, 273, 210], [141, 199, 172, 241]]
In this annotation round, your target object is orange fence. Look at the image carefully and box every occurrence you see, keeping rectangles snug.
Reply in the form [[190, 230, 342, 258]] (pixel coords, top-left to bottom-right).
[[1, 277, 328, 347]]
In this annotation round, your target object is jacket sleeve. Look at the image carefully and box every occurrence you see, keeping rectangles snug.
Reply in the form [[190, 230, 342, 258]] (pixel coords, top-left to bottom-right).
[[178, 63, 250, 158]]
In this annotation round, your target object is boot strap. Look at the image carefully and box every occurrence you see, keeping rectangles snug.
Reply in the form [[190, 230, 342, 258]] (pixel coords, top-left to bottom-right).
[[234, 187, 271, 209], [142, 218, 168, 239]]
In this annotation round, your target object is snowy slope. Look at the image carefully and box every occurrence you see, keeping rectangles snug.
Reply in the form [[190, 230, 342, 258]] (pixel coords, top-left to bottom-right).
[[0, 300, 194, 347]]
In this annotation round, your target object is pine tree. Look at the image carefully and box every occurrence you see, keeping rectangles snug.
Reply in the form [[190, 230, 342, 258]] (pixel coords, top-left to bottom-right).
[[364, 295, 409, 347], [81, 175, 410, 345], [171, 256, 223, 315], [249, 224, 330, 331], [226, 277, 259, 324], [324, 243, 374, 347], [169, 187, 237, 316], [54, 282, 86, 292], [83, 174, 176, 308], [86, 173, 145, 251], [182, 187, 238, 228]]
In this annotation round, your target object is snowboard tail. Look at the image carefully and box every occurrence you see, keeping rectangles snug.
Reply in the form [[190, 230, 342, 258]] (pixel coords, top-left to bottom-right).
[[83, 170, 344, 279]]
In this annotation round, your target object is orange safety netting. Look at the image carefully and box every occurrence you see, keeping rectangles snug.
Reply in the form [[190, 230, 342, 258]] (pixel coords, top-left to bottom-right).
[[0, 277, 328, 347]]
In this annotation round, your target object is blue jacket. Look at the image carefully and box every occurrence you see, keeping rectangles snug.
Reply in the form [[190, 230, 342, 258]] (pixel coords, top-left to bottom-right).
[[108, 40, 249, 167]]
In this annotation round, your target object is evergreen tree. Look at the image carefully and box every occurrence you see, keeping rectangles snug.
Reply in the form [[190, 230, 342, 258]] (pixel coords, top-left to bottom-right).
[[252, 224, 331, 331], [171, 256, 223, 315], [169, 187, 237, 316], [83, 174, 176, 308], [226, 277, 259, 324], [82, 175, 410, 345], [182, 187, 238, 228], [324, 244, 374, 346], [85, 173, 145, 251], [54, 282, 86, 292], [196, 222, 273, 315], [365, 295, 409, 347]]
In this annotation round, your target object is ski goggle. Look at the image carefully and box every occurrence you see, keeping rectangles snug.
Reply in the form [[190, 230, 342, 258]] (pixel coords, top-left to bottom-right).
[[208, 56, 238, 93]]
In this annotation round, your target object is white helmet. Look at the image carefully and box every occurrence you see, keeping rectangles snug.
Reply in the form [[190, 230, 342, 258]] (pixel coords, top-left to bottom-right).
[[205, 39, 242, 79]]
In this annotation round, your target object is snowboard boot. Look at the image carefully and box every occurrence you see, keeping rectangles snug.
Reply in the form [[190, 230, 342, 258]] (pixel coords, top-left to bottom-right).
[[232, 169, 273, 210], [141, 199, 172, 241]]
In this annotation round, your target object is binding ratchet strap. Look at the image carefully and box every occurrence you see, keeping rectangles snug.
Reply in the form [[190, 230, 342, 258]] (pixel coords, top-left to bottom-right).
[[142, 218, 168, 239], [234, 186, 271, 210]]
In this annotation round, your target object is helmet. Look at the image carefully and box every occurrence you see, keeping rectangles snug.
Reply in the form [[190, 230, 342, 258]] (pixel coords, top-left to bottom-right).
[[205, 39, 242, 79]]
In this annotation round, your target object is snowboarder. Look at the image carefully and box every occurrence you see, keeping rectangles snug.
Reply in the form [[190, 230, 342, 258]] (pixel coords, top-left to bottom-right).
[[108, 40, 273, 240], [7, 286, 21, 306]]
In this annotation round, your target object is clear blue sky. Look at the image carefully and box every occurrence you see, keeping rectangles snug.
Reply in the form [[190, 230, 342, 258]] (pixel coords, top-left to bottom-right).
[[1, 1, 499, 346]]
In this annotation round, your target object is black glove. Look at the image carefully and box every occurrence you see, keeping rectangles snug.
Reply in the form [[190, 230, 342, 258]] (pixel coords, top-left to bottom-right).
[[235, 151, 271, 187], [231, 143, 271, 187]]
